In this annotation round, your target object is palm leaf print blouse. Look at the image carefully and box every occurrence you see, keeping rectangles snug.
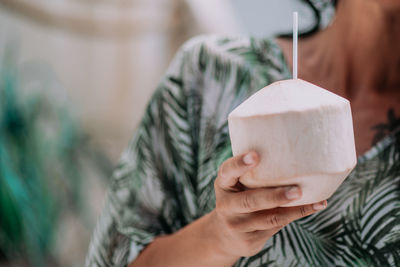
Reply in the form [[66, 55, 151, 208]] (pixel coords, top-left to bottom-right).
[[86, 35, 400, 267]]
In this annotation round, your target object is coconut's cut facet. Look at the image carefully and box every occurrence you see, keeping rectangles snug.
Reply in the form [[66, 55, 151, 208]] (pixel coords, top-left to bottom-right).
[[228, 79, 357, 206]]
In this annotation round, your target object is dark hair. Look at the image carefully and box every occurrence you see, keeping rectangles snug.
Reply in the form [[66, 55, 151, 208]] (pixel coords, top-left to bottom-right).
[[278, 0, 338, 38]]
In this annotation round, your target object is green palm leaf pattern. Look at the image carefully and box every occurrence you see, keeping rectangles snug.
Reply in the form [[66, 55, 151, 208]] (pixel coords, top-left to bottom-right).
[[86, 35, 400, 267]]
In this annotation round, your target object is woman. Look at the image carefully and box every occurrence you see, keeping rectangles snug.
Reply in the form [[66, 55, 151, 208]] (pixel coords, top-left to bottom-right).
[[86, 0, 400, 266]]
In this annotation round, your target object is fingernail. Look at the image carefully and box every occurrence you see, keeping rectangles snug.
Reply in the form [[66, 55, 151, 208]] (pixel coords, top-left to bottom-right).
[[313, 201, 327, 211], [285, 186, 301, 200], [243, 153, 255, 165]]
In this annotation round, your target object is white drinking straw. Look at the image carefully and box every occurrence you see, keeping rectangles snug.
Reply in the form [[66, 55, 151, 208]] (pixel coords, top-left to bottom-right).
[[293, 11, 298, 79]]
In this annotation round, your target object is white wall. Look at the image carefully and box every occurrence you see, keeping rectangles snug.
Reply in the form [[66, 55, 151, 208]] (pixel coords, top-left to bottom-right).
[[230, 0, 315, 38]]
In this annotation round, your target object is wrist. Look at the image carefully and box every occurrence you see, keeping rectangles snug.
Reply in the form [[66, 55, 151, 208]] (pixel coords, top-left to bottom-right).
[[203, 210, 239, 266]]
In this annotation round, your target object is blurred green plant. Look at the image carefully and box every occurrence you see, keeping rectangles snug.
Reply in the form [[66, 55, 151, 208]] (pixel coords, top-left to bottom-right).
[[0, 42, 110, 265]]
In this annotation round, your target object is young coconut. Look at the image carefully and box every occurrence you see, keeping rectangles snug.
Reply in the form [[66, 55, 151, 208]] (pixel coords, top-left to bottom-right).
[[228, 79, 357, 206]]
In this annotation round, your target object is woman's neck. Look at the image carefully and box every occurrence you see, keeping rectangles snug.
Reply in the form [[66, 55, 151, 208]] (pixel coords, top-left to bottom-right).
[[277, 0, 400, 100]]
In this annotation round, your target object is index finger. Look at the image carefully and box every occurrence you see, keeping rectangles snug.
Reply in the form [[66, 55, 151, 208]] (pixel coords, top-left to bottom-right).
[[216, 151, 259, 191]]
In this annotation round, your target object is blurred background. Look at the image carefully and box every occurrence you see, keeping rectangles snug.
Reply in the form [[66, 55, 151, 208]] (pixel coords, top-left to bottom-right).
[[0, 0, 333, 266]]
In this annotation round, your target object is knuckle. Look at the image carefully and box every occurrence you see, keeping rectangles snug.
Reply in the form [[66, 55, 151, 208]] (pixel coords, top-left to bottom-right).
[[299, 206, 308, 217], [241, 193, 255, 211], [268, 214, 283, 228], [217, 163, 228, 179]]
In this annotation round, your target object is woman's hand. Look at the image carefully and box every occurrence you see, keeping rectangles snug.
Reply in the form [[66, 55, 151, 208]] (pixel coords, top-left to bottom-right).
[[210, 151, 327, 259], [130, 151, 327, 267]]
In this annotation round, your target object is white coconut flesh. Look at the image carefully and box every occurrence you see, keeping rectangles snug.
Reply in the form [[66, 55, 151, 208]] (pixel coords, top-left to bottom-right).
[[228, 79, 357, 207]]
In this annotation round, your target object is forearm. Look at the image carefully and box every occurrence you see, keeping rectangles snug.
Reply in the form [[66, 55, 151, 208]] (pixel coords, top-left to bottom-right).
[[129, 211, 238, 267]]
